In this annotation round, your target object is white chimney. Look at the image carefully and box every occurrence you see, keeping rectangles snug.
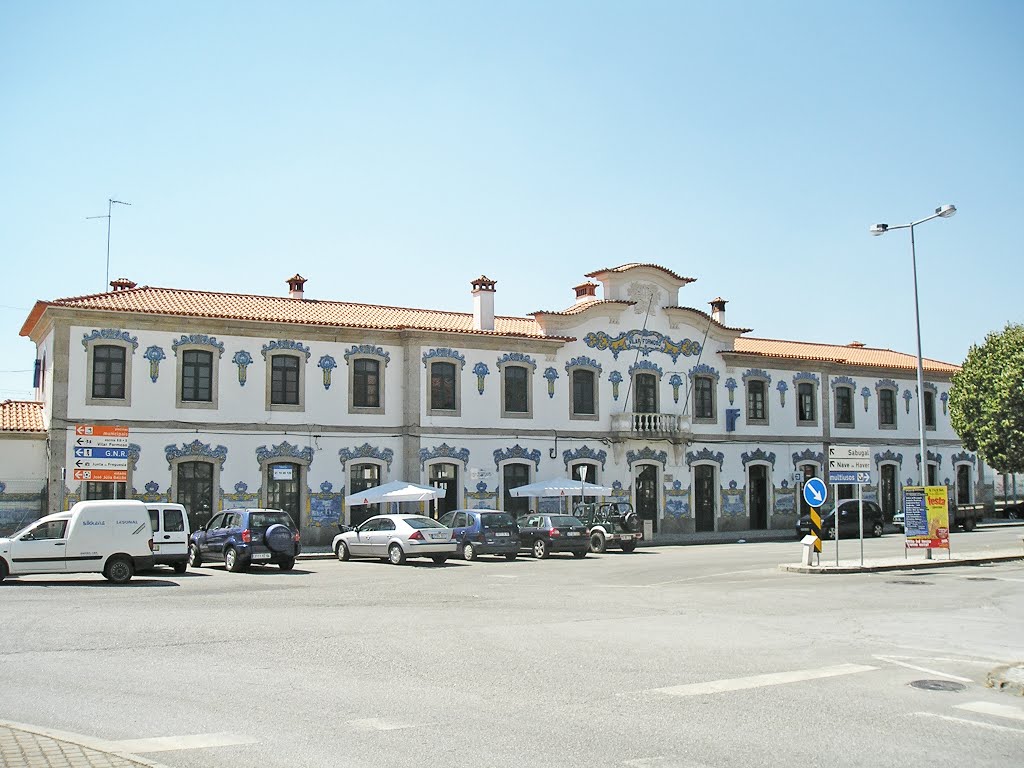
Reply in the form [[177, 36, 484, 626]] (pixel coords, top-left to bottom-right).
[[287, 274, 307, 300], [709, 297, 727, 325], [471, 275, 496, 331]]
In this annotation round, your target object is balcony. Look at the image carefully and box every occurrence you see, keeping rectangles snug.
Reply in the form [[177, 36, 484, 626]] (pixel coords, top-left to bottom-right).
[[611, 411, 691, 437]]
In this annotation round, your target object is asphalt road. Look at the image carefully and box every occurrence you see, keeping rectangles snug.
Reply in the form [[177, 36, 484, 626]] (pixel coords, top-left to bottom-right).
[[2, 528, 1022, 768]]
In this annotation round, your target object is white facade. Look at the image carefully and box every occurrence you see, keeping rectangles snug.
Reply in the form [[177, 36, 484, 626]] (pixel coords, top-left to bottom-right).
[[19, 264, 982, 545]]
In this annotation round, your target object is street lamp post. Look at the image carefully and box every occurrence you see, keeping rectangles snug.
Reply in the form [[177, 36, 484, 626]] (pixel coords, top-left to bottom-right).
[[870, 204, 956, 487]]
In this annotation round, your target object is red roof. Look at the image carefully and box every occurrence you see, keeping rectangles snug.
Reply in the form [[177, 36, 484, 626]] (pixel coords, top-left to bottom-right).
[[585, 263, 696, 284], [730, 337, 959, 373], [0, 400, 45, 433]]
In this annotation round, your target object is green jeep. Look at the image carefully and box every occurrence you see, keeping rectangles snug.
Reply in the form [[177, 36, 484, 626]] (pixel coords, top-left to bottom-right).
[[571, 501, 644, 553]]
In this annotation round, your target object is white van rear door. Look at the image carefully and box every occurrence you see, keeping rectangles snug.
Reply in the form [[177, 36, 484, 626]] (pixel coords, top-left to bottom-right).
[[9, 519, 69, 574], [152, 506, 188, 556]]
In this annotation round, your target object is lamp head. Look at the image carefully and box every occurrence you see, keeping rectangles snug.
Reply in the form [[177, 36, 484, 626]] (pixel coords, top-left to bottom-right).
[[936, 204, 956, 218], [869, 223, 889, 236]]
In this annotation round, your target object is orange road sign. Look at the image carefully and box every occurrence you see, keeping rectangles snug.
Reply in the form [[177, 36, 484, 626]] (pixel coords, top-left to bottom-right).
[[72, 469, 128, 482], [74, 424, 129, 438]]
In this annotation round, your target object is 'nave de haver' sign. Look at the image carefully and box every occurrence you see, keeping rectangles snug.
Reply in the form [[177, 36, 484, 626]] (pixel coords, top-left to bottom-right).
[[584, 329, 701, 362]]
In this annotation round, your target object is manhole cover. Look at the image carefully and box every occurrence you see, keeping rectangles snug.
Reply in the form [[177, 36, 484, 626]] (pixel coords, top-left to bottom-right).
[[910, 679, 966, 692], [966, 577, 997, 581], [887, 580, 933, 585]]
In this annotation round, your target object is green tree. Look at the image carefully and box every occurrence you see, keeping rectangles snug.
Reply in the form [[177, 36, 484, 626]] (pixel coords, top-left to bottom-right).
[[949, 323, 1024, 474]]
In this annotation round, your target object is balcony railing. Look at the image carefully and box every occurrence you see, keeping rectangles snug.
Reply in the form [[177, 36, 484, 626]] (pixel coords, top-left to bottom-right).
[[611, 411, 691, 436]]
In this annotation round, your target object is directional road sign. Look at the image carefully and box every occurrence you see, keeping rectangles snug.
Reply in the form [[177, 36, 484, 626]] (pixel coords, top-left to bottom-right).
[[803, 477, 827, 508], [73, 458, 129, 470], [74, 435, 129, 449], [828, 445, 871, 473], [74, 424, 129, 438], [72, 469, 128, 482], [828, 470, 872, 485], [73, 447, 130, 460]]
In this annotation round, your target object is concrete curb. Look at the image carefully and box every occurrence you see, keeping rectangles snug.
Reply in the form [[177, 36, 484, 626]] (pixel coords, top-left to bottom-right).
[[0, 719, 175, 768], [779, 552, 1024, 574]]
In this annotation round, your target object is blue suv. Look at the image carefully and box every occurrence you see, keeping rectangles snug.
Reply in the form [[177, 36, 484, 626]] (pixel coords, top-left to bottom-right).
[[188, 508, 301, 572], [438, 509, 519, 561]]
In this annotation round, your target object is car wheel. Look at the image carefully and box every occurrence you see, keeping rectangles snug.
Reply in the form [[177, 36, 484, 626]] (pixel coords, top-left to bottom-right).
[[103, 555, 134, 584], [0, 558, 8, 582], [187, 544, 203, 568], [532, 539, 549, 559], [828, 527, 838, 540], [504, 553, 517, 561], [589, 531, 606, 554], [1009, 509, 1019, 521], [431, 556, 448, 565], [573, 549, 588, 559], [225, 547, 244, 572], [265, 523, 294, 554], [172, 561, 187, 574], [462, 542, 477, 561], [388, 543, 406, 565], [279, 557, 295, 571], [336, 541, 351, 562], [963, 517, 976, 532], [872, 521, 884, 538], [623, 511, 642, 533], [620, 541, 638, 553]]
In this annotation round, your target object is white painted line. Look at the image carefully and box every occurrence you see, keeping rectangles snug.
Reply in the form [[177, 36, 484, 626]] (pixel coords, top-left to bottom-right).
[[955, 701, 1024, 722], [623, 757, 716, 767], [651, 663, 877, 697], [104, 732, 258, 753], [646, 568, 770, 587], [911, 711, 1024, 734], [873, 655, 973, 683], [346, 718, 424, 731]]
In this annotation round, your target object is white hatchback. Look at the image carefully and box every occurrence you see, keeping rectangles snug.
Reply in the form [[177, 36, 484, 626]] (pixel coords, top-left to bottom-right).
[[333, 515, 456, 565]]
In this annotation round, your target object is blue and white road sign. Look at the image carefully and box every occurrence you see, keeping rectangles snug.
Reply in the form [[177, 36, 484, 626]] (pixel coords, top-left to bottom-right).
[[803, 477, 828, 508], [73, 447, 130, 460], [828, 470, 871, 485]]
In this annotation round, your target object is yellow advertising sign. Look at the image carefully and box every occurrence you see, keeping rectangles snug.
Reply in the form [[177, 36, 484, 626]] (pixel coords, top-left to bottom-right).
[[903, 486, 950, 549]]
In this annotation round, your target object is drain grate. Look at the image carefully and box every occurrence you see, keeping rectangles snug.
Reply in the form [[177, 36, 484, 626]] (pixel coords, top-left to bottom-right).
[[910, 679, 966, 692], [887, 579, 933, 585]]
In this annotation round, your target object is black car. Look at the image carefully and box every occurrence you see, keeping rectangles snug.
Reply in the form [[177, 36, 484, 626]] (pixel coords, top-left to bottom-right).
[[516, 514, 589, 559], [188, 508, 301, 571], [438, 509, 520, 560], [795, 500, 885, 540]]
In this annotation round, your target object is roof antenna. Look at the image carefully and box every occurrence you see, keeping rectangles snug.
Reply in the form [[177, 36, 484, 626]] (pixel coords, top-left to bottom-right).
[[87, 198, 132, 292]]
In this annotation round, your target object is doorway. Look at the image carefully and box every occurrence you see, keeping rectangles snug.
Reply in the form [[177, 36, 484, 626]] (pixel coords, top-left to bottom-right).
[[349, 463, 381, 527], [635, 464, 659, 533], [177, 460, 214, 531], [694, 465, 715, 532], [798, 464, 818, 517], [748, 465, 768, 530], [880, 464, 897, 522], [267, 462, 302, 528], [430, 463, 459, 519]]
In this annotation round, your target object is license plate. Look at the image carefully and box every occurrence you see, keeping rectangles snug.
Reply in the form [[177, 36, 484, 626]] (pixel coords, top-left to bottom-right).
[[495, 532, 510, 537], [429, 533, 448, 540], [619, 535, 632, 541], [251, 552, 271, 560], [567, 531, 580, 537], [152, 544, 160, 551]]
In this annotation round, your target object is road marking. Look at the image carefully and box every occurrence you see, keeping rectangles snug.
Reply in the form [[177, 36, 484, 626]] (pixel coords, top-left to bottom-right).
[[955, 701, 1024, 722], [104, 732, 258, 752], [624, 757, 716, 767], [958, 575, 1024, 583], [873, 655, 973, 682], [346, 718, 424, 731], [911, 712, 1024, 734], [645, 568, 770, 587], [650, 663, 877, 697]]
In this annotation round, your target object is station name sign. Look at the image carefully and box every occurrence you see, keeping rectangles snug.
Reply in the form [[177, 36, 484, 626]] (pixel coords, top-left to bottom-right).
[[584, 329, 701, 362]]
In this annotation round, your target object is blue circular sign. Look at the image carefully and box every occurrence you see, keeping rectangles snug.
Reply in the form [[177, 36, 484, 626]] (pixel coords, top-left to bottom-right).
[[802, 477, 828, 508]]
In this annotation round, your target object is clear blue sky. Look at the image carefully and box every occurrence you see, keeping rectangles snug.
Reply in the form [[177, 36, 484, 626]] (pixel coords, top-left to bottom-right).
[[2, 1, 1021, 401]]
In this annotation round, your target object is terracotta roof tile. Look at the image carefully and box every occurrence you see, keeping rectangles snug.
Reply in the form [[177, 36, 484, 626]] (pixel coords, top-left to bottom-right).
[[28, 286, 562, 340], [730, 338, 960, 374], [585, 263, 696, 284], [531, 299, 635, 317], [664, 306, 752, 334], [0, 400, 45, 433]]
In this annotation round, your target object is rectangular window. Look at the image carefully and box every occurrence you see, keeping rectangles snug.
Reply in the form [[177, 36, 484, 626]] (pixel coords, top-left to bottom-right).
[[92, 345, 126, 399], [694, 376, 714, 420], [747, 380, 766, 422], [504, 366, 528, 414], [84, 481, 127, 500], [634, 374, 657, 413], [430, 361, 456, 411], [181, 349, 213, 402], [879, 389, 897, 427], [924, 391, 936, 428], [797, 383, 815, 423], [271, 355, 300, 405], [572, 369, 595, 415], [353, 358, 380, 408], [835, 386, 853, 426]]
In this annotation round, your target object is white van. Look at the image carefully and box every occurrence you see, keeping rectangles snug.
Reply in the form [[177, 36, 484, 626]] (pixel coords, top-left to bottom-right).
[[0, 500, 154, 584], [146, 503, 190, 573]]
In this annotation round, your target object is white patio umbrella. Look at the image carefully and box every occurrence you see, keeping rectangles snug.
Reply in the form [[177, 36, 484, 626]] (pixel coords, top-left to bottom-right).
[[343, 480, 446, 523], [507, 477, 614, 498]]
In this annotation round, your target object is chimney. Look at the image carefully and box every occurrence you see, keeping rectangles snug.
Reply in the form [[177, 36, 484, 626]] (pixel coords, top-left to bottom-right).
[[110, 278, 137, 292], [574, 281, 598, 303], [287, 274, 307, 300], [847, 341, 866, 348], [471, 275, 496, 331], [709, 297, 727, 325]]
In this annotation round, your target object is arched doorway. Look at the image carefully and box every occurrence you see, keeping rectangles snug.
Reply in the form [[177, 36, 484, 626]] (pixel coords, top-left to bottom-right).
[[748, 464, 769, 530], [349, 462, 381, 527], [635, 464, 659, 533], [693, 464, 716, 532], [266, 462, 302, 528], [429, 462, 460, 519], [798, 464, 820, 518], [176, 460, 215, 531], [880, 464, 898, 523]]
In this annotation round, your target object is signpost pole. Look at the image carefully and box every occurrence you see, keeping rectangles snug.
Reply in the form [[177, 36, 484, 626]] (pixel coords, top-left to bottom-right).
[[858, 483, 864, 567], [834, 483, 840, 567]]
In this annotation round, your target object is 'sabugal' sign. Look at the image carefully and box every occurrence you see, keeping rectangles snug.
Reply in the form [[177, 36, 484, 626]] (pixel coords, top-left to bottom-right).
[[584, 329, 701, 362]]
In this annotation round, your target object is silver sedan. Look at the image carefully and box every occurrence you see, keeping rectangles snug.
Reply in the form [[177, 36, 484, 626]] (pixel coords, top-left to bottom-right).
[[333, 515, 457, 565]]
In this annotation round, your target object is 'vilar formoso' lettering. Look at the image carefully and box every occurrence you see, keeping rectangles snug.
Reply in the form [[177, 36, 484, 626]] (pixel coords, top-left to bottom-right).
[[584, 330, 701, 362]]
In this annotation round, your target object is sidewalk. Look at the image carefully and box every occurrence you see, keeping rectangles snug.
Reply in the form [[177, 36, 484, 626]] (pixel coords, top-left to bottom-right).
[[779, 547, 1024, 574], [0, 721, 170, 768]]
